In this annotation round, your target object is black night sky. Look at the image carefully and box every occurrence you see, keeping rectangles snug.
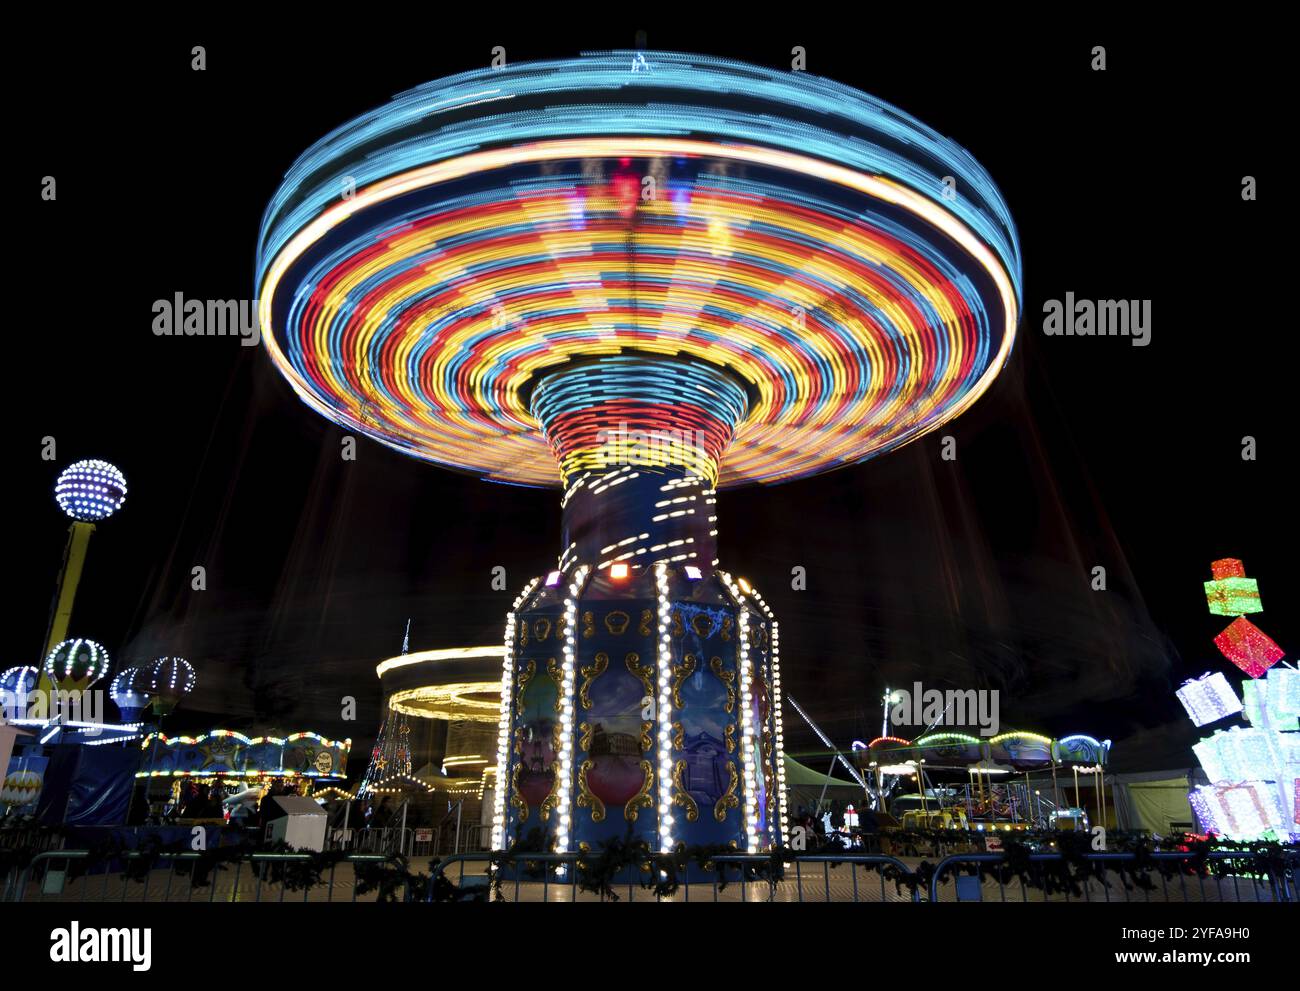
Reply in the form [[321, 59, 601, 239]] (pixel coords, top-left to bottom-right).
[[17, 21, 1290, 778]]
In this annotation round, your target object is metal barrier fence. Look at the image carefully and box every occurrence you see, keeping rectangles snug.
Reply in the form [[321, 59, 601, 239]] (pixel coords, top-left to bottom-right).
[[4, 847, 1295, 904], [3, 850, 410, 904], [927, 850, 1298, 903], [429, 851, 923, 903]]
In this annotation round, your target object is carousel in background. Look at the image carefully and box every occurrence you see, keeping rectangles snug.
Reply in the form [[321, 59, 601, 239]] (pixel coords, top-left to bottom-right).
[[356, 628, 506, 851], [853, 726, 1112, 834]]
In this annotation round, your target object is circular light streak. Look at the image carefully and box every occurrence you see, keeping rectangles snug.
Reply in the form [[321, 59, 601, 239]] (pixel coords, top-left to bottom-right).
[[43, 638, 110, 686], [54, 459, 127, 521], [255, 52, 1021, 488]]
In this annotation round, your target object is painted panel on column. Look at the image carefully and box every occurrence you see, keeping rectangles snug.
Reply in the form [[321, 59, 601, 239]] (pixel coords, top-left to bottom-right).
[[671, 598, 741, 849]]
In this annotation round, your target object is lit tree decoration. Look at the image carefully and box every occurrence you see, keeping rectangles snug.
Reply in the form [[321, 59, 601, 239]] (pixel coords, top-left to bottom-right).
[[356, 622, 431, 798], [1183, 559, 1298, 841], [54, 459, 127, 522], [109, 666, 151, 723], [133, 656, 196, 716], [43, 638, 110, 690]]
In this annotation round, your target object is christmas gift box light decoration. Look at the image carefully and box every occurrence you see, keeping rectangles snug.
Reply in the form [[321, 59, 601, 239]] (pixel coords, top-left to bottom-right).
[[1210, 558, 1246, 580], [1190, 782, 1287, 840], [1204, 577, 1262, 616], [1213, 616, 1284, 678], [254, 52, 1022, 856], [1175, 672, 1243, 727], [1242, 678, 1300, 731], [1270, 667, 1300, 716]]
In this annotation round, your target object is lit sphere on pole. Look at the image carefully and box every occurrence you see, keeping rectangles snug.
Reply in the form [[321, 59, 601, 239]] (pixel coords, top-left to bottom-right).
[[43, 638, 110, 687], [54, 459, 128, 522]]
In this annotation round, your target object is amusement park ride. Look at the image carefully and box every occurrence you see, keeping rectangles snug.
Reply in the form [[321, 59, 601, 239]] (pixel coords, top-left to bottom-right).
[[253, 51, 1022, 855]]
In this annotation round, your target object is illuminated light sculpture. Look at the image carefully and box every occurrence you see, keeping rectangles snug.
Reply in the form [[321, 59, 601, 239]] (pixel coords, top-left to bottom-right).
[[1210, 558, 1246, 580], [255, 52, 1022, 857], [42, 638, 110, 692], [1213, 616, 1284, 679], [133, 656, 196, 716], [0, 666, 38, 719], [1189, 782, 1288, 841], [54, 459, 127, 523], [1175, 672, 1244, 727], [1204, 577, 1262, 617], [1242, 675, 1300, 732], [109, 666, 151, 723]]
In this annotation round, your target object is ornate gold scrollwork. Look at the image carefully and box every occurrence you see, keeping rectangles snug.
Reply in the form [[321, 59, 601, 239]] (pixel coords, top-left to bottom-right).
[[714, 762, 740, 822], [515, 659, 536, 710], [582, 610, 595, 639], [624, 651, 654, 699], [638, 608, 653, 636], [724, 723, 736, 753], [671, 653, 697, 708], [545, 658, 564, 714], [577, 759, 605, 822], [539, 778, 559, 823], [691, 614, 715, 639], [520, 620, 528, 647], [720, 616, 733, 641], [513, 725, 526, 757], [533, 618, 552, 643], [672, 760, 699, 822], [761, 727, 773, 761], [671, 610, 684, 638], [510, 763, 529, 822], [638, 720, 653, 753], [709, 656, 736, 713], [672, 721, 684, 750], [604, 610, 630, 636], [578, 721, 593, 752], [624, 761, 654, 822], [579, 652, 608, 710]]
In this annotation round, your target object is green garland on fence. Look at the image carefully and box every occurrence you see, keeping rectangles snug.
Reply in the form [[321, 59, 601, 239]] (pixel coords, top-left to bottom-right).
[[893, 827, 1298, 899], [2, 832, 429, 902], [5, 823, 1294, 903]]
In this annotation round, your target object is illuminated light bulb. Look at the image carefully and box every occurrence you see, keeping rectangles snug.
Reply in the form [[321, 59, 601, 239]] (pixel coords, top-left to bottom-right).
[[610, 562, 630, 580]]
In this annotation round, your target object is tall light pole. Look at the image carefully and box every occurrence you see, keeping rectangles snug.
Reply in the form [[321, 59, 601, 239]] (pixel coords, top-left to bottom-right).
[[43, 459, 126, 658]]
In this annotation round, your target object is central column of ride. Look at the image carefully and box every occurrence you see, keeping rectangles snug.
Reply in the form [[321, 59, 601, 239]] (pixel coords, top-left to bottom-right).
[[492, 353, 787, 864], [528, 352, 749, 571]]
